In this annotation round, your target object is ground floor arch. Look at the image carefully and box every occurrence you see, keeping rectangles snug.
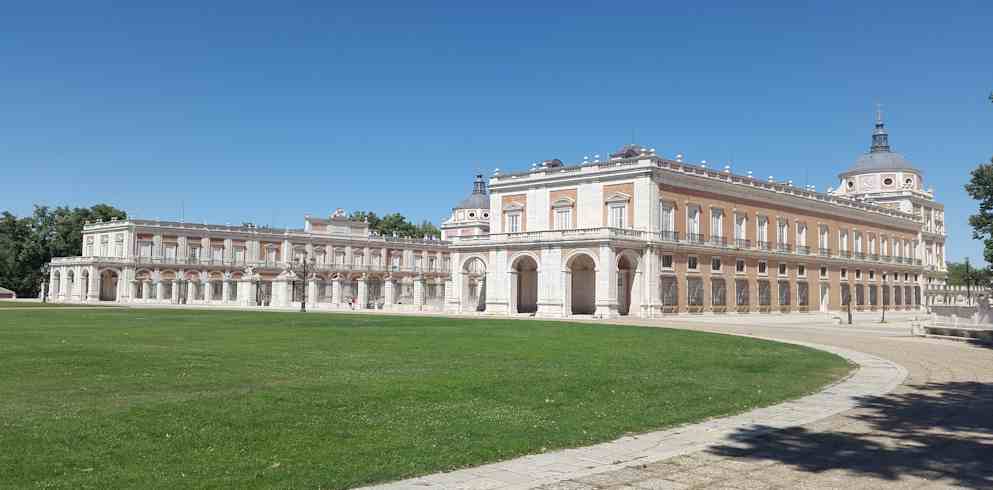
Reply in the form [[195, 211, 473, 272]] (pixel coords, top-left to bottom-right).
[[567, 253, 596, 315], [511, 254, 538, 314], [463, 256, 487, 312], [616, 253, 639, 316], [99, 269, 119, 301]]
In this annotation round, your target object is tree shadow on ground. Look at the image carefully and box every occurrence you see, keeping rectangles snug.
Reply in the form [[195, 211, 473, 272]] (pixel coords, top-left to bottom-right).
[[708, 381, 993, 487]]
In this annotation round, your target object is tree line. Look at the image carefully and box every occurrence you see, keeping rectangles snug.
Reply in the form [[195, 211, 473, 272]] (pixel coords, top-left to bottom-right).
[[0, 204, 127, 298]]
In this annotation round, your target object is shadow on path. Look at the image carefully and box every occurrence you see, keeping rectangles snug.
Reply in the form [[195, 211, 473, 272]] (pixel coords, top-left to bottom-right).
[[708, 381, 993, 487]]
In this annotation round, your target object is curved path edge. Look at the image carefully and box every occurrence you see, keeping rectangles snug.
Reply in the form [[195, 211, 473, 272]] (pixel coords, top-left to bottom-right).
[[364, 336, 908, 490]]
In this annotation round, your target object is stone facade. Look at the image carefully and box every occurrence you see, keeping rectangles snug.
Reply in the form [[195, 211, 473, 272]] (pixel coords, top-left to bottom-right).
[[48, 113, 949, 318], [445, 117, 947, 318], [48, 211, 450, 311]]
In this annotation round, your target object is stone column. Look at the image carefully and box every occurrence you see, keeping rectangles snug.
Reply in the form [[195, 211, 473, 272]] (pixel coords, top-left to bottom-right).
[[130, 280, 138, 302], [239, 278, 254, 306], [307, 278, 318, 307], [331, 277, 342, 307], [222, 281, 231, 303], [594, 245, 617, 317], [156, 281, 165, 302], [167, 280, 176, 303], [88, 266, 99, 302], [508, 270, 519, 314], [561, 269, 572, 315], [384, 277, 396, 309], [413, 276, 425, 308], [187, 280, 196, 304], [357, 275, 368, 309]]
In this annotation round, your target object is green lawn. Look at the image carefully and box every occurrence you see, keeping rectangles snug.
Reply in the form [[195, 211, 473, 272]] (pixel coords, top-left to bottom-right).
[[0, 301, 117, 308], [0, 309, 850, 489]]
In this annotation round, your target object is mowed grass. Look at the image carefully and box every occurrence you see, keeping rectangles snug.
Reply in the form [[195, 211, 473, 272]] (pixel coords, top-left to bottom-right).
[[0, 301, 118, 308], [0, 309, 850, 489]]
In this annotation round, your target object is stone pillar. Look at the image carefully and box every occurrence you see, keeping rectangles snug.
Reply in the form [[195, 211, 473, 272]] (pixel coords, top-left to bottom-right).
[[561, 269, 572, 315], [331, 277, 342, 306], [357, 275, 368, 309], [594, 245, 617, 317], [156, 281, 165, 301], [413, 276, 425, 308], [130, 280, 138, 302], [170, 280, 178, 303], [88, 266, 99, 302], [187, 280, 197, 304], [239, 278, 254, 306], [222, 281, 231, 303], [508, 270, 519, 314], [307, 278, 318, 307], [384, 277, 396, 308]]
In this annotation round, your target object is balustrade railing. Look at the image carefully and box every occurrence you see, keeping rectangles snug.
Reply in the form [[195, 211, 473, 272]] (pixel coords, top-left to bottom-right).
[[686, 233, 706, 245], [735, 238, 752, 249], [818, 247, 831, 257], [796, 245, 811, 255]]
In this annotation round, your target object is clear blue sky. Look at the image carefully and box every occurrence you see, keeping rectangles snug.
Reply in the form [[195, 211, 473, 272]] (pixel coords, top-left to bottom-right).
[[2, 2, 990, 262]]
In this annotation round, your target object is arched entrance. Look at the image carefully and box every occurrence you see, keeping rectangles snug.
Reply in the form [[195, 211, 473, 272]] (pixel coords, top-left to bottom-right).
[[99, 270, 119, 301], [463, 257, 486, 312], [616, 254, 637, 316], [567, 253, 596, 315], [511, 255, 538, 314]]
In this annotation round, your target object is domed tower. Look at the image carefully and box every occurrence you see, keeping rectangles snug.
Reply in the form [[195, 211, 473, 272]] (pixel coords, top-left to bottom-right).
[[441, 174, 491, 240], [831, 107, 928, 211], [831, 107, 947, 284]]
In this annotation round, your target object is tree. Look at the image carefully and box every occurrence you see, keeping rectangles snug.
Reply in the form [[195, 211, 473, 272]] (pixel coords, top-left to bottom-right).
[[0, 204, 127, 298], [348, 210, 440, 239], [965, 158, 993, 265]]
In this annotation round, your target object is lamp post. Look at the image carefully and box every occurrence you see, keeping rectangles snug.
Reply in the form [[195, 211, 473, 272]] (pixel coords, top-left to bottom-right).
[[291, 253, 316, 313]]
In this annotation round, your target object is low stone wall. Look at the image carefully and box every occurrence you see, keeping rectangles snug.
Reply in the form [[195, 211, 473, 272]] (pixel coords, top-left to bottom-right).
[[923, 325, 993, 343], [930, 305, 978, 320]]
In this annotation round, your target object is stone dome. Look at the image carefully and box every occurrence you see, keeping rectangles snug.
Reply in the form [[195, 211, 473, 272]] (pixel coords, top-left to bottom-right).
[[839, 111, 922, 178], [454, 174, 489, 210]]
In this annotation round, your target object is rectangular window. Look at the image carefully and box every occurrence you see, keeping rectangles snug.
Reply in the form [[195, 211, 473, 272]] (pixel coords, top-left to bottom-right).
[[507, 212, 522, 233], [688, 206, 701, 235], [661, 254, 674, 270], [711, 208, 724, 238], [734, 214, 746, 240], [687, 278, 704, 306], [796, 223, 807, 247], [757, 216, 768, 243], [735, 279, 749, 306], [869, 270, 875, 280], [856, 269, 862, 280], [660, 203, 675, 232], [712, 279, 726, 306], [164, 244, 177, 261], [819, 226, 829, 249], [735, 259, 745, 273], [661, 276, 678, 307], [758, 280, 771, 306], [841, 268, 848, 279], [233, 247, 245, 264], [711, 257, 721, 272], [609, 205, 626, 228], [777, 219, 789, 244], [554, 208, 572, 230], [687, 256, 699, 271], [778, 280, 791, 306], [139, 241, 153, 258], [798, 282, 809, 306], [840, 230, 849, 251], [820, 266, 828, 279], [778, 263, 787, 276], [758, 261, 768, 275], [798, 264, 806, 277]]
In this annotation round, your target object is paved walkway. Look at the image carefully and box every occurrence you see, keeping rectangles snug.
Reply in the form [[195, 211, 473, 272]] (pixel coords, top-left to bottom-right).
[[367, 316, 993, 489]]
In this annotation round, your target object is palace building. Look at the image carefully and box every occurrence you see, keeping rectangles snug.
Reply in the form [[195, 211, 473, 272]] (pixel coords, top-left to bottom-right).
[[48, 112, 948, 316], [443, 112, 946, 317], [48, 210, 450, 311]]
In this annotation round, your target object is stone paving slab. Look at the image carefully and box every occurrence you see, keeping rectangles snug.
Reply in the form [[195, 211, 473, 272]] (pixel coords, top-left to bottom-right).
[[362, 337, 907, 490]]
